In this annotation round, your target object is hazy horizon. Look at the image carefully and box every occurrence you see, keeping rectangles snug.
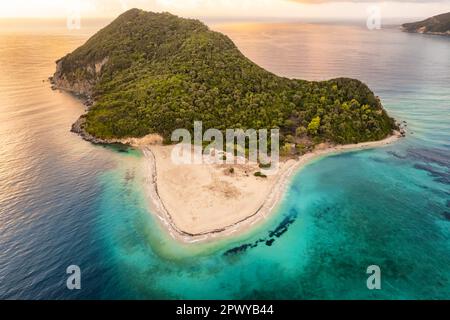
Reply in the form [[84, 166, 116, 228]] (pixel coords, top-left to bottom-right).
[[0, 0, 449, 21]]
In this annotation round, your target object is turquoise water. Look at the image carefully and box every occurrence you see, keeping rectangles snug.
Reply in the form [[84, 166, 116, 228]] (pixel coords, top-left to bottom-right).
[[0, 22, 449, 299]]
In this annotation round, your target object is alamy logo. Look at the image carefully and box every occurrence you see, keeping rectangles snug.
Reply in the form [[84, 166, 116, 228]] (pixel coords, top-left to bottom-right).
[[366, 265, 381, 290], [171, 121, 280, 174], [66, 265, 81, 290], [366, 5, 382, 30], [66, 0, 81, 30]]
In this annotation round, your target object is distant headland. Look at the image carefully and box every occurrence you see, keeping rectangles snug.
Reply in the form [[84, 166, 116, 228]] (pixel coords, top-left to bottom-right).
[[401, 12, 450, 36]]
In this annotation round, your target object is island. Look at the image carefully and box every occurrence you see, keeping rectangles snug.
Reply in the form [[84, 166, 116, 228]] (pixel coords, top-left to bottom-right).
[[51, 9, 399, 243], [401, 12, 450, 36]]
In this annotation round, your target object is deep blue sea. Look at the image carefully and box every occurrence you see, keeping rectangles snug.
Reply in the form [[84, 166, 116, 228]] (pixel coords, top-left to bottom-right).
[[0, 21, 449, 299]]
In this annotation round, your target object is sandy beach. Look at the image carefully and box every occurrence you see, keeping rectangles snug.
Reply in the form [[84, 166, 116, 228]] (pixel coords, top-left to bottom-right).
[[134, 132, 401, 243]]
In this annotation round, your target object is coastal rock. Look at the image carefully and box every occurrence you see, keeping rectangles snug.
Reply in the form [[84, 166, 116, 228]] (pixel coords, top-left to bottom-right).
[[70, 116, 127, 145], [52, 60, 93, 97], [51, 56, 109, 114]]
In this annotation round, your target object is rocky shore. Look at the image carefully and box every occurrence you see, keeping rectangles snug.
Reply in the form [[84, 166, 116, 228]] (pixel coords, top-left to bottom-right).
[[49, 60, 121, 145], [70, 116, 119, 145]]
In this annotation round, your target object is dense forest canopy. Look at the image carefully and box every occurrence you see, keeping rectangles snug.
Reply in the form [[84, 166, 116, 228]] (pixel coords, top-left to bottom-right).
[[54, 9, 396, 152]]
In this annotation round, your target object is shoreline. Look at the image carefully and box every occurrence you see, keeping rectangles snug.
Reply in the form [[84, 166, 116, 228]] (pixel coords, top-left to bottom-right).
[[140, 132, 402, 244]]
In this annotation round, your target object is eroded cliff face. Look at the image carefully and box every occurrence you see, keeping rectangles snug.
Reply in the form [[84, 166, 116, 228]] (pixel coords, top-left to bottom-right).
[[401, 12, 450, 36], [51, 56, 111, 143], [51, 57, 109, 99]]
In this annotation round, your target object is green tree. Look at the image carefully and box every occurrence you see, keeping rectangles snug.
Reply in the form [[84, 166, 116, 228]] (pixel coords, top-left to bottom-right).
[[307, 116, 321, 136]]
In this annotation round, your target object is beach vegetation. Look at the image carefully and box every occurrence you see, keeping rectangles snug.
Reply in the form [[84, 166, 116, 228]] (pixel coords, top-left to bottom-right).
[[254, 171, 267, 178]]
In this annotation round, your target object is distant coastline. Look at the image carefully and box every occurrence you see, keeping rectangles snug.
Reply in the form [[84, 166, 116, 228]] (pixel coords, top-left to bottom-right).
[[401, 12, 450, 36]]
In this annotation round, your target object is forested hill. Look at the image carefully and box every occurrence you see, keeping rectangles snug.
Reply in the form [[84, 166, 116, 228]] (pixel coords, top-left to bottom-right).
[[402, 12, 450, 36], [53, 9, 396, 150]]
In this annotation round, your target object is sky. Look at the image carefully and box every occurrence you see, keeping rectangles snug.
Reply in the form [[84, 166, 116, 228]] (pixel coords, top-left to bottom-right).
[[0, 0, 449, 21]]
